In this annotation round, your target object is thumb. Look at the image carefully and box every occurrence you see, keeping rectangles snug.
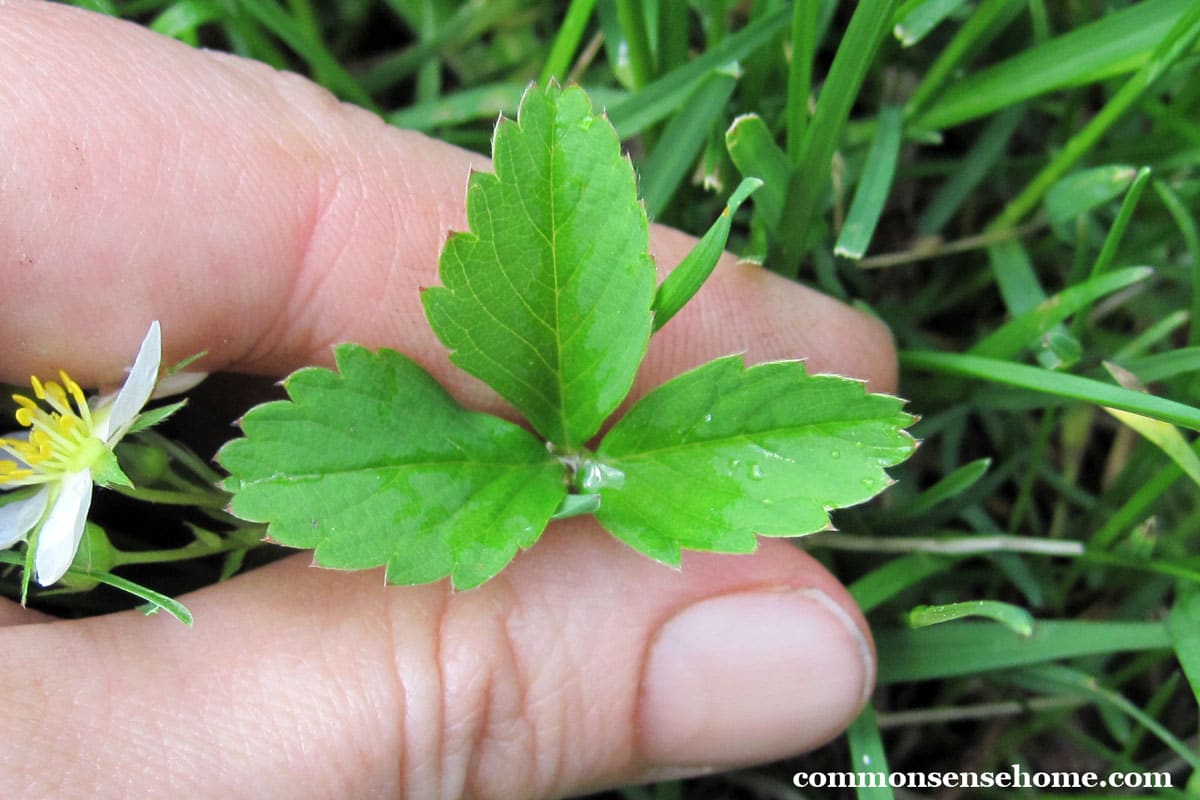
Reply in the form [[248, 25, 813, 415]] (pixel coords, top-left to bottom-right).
[[0, 530, 872, 798]]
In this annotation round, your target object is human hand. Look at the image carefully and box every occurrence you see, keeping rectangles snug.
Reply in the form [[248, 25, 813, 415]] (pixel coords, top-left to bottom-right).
[[0, 3, 898, 797]]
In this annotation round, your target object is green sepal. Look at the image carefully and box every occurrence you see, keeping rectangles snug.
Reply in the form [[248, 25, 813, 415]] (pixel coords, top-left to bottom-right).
[[91, 448, 133, 489], [126, 399, 187, 435]]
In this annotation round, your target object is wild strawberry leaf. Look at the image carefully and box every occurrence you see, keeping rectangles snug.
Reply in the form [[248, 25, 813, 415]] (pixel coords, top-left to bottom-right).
[[218, 345, 566, 589], [422, 83, 656, 451], [593, 356, 916, 565]]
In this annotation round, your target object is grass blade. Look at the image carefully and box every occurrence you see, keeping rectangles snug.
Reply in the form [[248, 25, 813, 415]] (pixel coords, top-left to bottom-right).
[[835, 104, 904, 259], [1103, 362, 1200, 488], [150, 0, 222, 41], [904, 0, 1023, 119], [234, 0, 377, 110], [1167, 590, 1200, 708], [889, 457, 991, 518], [640, 67, 738, 218], [387, 84, 627, 131], [1117, 347, 1200, 383], [900, 350, 1200, 431], [725, 113, 791, 230], [1009, 664, 1200, 772], [652, 178, 761, 332], [785, 0, 819, 158], [988, 3, 1200, 231], [916, 104, 1024, 235], [779, 0, 901, 267], [915, 0, 1193, 131], [1153, 179, 1200, 345], [970, 266, 1154, 360], [892, 0, 969, 47], [607, 7, 790, 138], [93, 571, 195, 625], [539, 0, 598, 84], [906, 600, 1035, 637], [848, 553, 957, 613], [845, 704, 894, 800], [1044, 164, 1139, 233], [876, 620, 1170, 684], [1071, 166, 1153, 337], [615, 0, 655, 89]]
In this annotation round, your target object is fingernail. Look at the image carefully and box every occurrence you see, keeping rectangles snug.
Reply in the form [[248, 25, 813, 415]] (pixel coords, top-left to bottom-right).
[[638, 587, 873, 770]]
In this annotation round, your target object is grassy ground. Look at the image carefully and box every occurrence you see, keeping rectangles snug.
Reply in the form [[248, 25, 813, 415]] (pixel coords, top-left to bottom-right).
[[59, 0, 1200, 796]]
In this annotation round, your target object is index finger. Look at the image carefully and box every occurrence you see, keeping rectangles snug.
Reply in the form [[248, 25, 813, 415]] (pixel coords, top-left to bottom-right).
[[0, 1, 896, 405]]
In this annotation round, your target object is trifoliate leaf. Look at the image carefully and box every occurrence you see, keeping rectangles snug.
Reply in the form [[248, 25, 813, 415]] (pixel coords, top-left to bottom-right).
[[217, 345, 566, 589], [594, 356, 915, 564], [422, 83, 656, 451]]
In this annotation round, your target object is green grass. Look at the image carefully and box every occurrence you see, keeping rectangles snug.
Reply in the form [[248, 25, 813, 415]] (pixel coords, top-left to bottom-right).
[[62, 0, 1200, 796]]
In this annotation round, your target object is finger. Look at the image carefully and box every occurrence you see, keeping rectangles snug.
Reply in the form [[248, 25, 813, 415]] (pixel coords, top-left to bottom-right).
[[0, 528, 873, 798], [0, 597, 48, 626], [0, 1, 896, 402]]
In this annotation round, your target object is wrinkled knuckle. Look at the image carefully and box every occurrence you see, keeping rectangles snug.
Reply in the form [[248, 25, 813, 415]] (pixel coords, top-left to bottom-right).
[[425, 585, 547, 800]]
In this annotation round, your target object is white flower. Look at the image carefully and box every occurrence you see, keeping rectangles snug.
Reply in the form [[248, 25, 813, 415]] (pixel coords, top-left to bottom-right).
[[0, 321, 163, 586]]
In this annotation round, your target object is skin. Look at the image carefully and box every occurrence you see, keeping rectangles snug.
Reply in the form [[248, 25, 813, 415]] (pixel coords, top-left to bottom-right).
[[0, 2, 899, 797]]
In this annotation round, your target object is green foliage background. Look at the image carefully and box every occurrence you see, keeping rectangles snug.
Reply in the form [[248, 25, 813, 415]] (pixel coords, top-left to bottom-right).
[[70, 0, 1200, 796]]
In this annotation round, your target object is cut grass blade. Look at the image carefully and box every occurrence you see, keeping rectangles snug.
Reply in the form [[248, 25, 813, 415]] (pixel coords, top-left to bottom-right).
[[725, 113, 791, 230], [779, 0, 901, 268], [900, 350, 1200, 431], [876, 620, 1171, 684], [1044, 164, 1139, 233], [906, 600, 1035, 637], [639, 66, 738, 218], [835, 104, 904, 260], [892, 0, 969, 47]]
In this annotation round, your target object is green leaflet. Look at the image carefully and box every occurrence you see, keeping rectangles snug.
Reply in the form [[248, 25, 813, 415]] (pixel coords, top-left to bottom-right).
[[595, 356, 916, 565], [423, 83, 655, 451], [218, 345, 566, 589]]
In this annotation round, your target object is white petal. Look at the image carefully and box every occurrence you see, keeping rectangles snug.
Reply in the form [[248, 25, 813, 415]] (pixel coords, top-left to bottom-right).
[[0, 489, 49, 549], [34, 471, 93, 586], [152, 370, 207, 400], [99, 321, 162, 440]]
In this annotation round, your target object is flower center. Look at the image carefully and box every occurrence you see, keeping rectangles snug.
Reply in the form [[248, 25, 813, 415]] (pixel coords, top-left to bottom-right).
[[0, 372, 106, 487]]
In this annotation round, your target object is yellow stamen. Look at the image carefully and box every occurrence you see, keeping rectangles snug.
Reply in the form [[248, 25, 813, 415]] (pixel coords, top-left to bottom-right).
[[0, 371, 107, 487]]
